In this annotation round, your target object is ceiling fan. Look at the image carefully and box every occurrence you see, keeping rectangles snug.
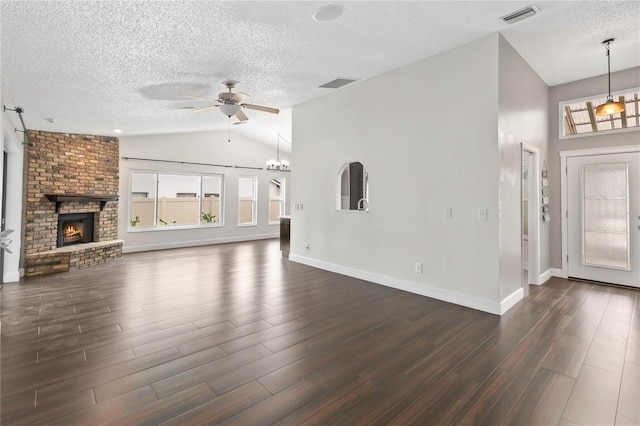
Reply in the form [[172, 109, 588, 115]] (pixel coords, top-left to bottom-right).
[[180, 80, 279, 125]]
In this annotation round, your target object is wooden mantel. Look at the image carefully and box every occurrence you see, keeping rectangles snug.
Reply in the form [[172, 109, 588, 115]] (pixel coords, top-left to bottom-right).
[[45, 194, 119, 213]]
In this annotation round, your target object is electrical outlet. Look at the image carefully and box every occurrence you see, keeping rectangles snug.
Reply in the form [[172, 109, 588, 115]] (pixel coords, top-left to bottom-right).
[[415, 262, 422, 273], [305, 242, 310, 250], [444, 207, 452, 219]]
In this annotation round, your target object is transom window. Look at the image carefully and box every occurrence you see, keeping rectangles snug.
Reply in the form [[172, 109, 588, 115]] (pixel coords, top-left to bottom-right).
[[561, 89, 640, 138]]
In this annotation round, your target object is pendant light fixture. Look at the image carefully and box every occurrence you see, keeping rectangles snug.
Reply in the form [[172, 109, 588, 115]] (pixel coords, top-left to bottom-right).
[[595, 38, 625, 116], [266, 132, 290, 172]]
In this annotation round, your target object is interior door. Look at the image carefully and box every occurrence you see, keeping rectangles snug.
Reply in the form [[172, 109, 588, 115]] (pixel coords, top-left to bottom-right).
[[567, 152, 639, 287]]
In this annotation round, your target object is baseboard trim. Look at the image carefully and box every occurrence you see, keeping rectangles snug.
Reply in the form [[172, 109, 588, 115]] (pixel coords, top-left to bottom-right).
[[537, 268, 563, 284], [500, 288, 524, 314], [122, 234, 278, 254], [289, 254, 504, 315]]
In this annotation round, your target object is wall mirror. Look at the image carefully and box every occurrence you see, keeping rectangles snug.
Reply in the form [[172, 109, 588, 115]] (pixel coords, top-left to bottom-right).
[[337, 162, 369, 211]]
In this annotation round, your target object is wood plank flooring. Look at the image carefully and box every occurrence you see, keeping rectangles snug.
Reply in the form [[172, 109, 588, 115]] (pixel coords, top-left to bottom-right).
[[1, 239, 638, 425]]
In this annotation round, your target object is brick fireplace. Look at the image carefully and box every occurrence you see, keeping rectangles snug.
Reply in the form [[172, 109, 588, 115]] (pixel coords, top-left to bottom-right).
[[24, 130, 123, 277]]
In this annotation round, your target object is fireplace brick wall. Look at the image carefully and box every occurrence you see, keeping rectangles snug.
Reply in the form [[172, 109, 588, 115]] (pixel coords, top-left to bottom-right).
[[24, 130, 122, 276]]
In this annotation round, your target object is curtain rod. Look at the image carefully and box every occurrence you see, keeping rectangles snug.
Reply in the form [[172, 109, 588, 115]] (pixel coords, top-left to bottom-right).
[[120, 156, 265, 171], [3, 106, 34, 146]]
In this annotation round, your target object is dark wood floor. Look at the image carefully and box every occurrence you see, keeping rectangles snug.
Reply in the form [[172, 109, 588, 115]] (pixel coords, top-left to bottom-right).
[[1, 239, 638, 425]]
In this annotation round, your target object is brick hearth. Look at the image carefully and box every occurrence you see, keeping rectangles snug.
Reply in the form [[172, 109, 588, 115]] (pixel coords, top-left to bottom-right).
[[24, 130, 122, 277]]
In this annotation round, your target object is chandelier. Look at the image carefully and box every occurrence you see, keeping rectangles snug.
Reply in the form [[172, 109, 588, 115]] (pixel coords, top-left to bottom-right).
[[266, 132, 290, 172]]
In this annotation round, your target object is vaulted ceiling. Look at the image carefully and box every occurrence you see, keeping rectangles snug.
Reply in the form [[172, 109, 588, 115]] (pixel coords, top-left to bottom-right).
[[2, 1, 639, 151]]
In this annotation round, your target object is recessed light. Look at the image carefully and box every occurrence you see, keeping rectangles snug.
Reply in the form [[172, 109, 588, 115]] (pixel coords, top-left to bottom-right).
[[313, 5, 345, 22], [113, 128, 122, 134], [44, 117, 57, 123]]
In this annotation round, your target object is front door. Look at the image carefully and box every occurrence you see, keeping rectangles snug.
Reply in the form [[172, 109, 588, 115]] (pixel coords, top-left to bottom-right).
[[567, 152, 639, 287]]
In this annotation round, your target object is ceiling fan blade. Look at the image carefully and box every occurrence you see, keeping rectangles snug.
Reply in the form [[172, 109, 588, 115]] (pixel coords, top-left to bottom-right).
[[191, 104, 219, 114], [230, 92, 250, 104], [235, 110, 249, 122], [243, 103, 280, 114], [179, 93, 219, 102]]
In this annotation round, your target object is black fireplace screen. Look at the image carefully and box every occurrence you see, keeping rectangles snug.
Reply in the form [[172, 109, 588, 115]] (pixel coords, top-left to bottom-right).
[[57, 213, 95, 247]]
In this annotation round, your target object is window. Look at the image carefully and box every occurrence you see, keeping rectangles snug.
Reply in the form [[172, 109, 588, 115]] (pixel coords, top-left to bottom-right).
[[130, 172, 157, 227], [129, 171, 223, 230], [158, 174, 200, 226], [337, 162, 369, 211], [201, 176, 222, 224], [561, 88, 640, 138], [238, 176, 257, 226], [269, 178, 285, 224]]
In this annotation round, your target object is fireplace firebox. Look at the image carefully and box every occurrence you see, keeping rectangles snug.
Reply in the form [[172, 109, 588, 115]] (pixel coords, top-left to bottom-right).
[[57, 213, 95, 247]]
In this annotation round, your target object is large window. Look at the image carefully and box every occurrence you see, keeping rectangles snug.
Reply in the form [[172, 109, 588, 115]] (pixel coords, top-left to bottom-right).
[[269, 178, 285, 224], [238, 176, 257, 226], [129, 171, 223, 230]]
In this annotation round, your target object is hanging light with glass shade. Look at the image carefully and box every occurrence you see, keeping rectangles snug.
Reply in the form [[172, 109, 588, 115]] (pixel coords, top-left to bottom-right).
[[266, 132, 290, 172], [596, 38, 626, 116]]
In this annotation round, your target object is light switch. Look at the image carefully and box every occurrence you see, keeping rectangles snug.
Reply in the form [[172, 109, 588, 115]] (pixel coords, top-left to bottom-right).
[[478, 208, 488, 221], [444, 208, 452, 219]]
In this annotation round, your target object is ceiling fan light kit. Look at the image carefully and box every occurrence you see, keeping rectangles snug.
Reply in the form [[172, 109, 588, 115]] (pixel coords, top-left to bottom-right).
[[595, 38, 626, 116], [219, 104, 241, 117]]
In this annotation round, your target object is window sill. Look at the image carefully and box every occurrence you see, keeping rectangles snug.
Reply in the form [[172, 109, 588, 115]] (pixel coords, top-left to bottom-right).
[[127, 223, 223, 233]]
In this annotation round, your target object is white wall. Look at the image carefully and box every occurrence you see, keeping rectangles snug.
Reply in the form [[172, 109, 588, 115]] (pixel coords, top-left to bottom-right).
[[119, 130, 291, 252], [548, 67, 640, 269], [497, 35, 550, 298], [0, 76, 25, 282], [291, 34, 506, 314]]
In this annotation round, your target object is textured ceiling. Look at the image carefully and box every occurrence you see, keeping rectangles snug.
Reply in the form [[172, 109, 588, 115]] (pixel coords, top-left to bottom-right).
[[2, 1, 639, 151]]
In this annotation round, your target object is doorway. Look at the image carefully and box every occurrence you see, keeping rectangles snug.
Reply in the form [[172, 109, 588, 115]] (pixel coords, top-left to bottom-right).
[[522, 143, 540, 293], [1, 150, 7, 286], [561, 147, 639, 288], [522, 151, 531, 296]]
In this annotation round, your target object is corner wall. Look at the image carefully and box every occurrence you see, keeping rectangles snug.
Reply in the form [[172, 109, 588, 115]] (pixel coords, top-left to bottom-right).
[[291, 34, 504, 313], [498, 34, 550, 298]]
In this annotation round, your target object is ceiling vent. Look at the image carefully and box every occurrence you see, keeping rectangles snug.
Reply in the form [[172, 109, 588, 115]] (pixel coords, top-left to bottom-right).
[[319, 78, 359, 89], [500, 5, 539, 24]]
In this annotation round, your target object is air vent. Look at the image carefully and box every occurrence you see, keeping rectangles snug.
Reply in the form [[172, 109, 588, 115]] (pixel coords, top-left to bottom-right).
[[319, 78, 359, 89], [500, 5, 539, 24]]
